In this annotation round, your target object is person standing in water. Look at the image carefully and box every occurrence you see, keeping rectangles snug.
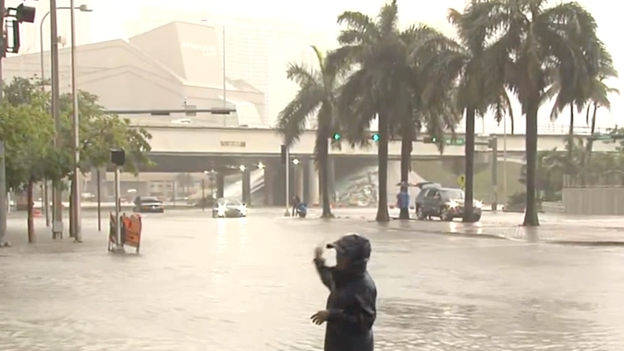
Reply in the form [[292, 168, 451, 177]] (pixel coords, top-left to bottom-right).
[[311, 234, 377, 351]]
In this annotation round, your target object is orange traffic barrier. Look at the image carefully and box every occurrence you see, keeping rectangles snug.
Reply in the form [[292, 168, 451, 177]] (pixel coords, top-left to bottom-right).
[[108, 213, 142, 253], [123, 214, 142, 252]]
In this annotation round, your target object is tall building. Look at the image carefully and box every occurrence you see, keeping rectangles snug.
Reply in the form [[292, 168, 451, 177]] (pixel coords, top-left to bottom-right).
[[123, 6, 331, 126]]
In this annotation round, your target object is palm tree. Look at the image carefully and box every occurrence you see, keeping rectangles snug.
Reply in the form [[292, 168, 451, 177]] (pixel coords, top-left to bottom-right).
[[547, 41, 617, 170], [275, 46, 343, 218], [394, 25, 464, 219], [465, 0, 604, 226], [446, 4, 516, 222], [329, 0, 461, 221]]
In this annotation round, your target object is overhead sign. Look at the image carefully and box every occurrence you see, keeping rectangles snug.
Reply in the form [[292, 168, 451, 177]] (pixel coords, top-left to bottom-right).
[[220, 141, 246, 147]]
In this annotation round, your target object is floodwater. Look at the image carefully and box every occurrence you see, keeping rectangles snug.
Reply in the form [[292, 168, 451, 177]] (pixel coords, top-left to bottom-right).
[[1, 211, 623, 350]]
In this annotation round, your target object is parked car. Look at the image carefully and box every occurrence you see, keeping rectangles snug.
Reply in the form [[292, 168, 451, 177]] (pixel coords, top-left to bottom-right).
[[212, 198, 247, 218], [414, 184, 482, 221], [133, 196, 164, 213]]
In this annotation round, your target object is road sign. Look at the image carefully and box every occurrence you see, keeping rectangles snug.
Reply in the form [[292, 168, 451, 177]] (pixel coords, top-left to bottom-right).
[[458, 174, 465, 189]]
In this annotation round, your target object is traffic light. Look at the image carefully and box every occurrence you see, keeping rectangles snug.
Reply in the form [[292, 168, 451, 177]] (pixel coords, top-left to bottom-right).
[[15, 4, 36, 23], [423, 136, 437, 144], [332, 133, 341, 141], [371, 133, 380, 142], [280, 144, 287, 164], [110, 149, 126, 166]]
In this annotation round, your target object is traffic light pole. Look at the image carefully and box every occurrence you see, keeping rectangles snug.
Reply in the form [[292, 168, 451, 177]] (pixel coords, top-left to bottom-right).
[[475, 136, 497, 211], [0, 0, 7, 247]]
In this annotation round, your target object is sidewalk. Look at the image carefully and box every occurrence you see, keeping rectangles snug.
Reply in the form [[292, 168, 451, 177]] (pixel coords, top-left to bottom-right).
[[0, 220, 107, 254], [369, 220, 624, 246]]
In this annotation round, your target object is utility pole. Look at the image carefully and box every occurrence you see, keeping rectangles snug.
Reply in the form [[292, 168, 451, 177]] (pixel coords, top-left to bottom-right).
[[0, 0, 8, 247], [69, 0, 81, 242], [50, 0, 63, 239]]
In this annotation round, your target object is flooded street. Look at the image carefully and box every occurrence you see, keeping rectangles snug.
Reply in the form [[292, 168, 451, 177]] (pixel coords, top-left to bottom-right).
[[1, 211, 623, 350]]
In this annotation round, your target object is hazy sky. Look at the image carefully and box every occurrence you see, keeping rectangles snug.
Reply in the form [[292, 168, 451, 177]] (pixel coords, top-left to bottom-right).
[[88, 0, 622, 131]]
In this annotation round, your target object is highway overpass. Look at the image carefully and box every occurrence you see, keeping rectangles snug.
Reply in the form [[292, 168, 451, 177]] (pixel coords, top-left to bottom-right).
[[134, 124, 620, 157]]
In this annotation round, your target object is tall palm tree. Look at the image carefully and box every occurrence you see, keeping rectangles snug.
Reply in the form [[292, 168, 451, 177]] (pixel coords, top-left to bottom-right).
[[275, 46, 343, 218], [393, 25, 464, 219], [329, 0, 460, 221], [446, 4, 515, 222], [465, 0, 604, 226], [547, 41, 617, 170]]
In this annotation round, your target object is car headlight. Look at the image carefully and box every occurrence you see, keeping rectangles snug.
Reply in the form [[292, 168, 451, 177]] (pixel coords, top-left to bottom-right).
[[474, 200, 482, 208], [448, 200, 459, 208], [217, 205, 226, 216]]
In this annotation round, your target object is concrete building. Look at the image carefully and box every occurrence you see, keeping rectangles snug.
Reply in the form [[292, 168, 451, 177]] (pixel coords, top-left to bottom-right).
[[122, 7, 331, 125], [3, 21, 264, 126]]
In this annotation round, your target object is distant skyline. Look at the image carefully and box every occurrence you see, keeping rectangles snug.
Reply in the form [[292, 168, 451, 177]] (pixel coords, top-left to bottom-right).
[[31, 0, 624, 131]]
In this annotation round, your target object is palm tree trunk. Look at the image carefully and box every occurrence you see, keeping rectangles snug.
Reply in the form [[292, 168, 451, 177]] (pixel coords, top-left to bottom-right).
[[566, 104, 575, 172], [586, 102, 599, 155], [69, 177, 75, 238], [27, 178, 36, 243], [463, 108, 476, 222], [523, 98, 540, 226], [398, 129, 413, 220], [376, 113, 390, 222], [317, 134, 333, 218]]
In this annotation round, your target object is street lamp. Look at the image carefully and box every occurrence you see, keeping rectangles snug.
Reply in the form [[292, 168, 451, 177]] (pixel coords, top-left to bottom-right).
[[39, 5, 91, 83], [292, 159, 300, 165], [239, 165, 246, 172]]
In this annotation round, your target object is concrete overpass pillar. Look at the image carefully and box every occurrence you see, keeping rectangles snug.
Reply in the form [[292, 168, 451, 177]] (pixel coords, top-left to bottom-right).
[[263, 167, 273, 206], [242, 168, 251, 205], [295, 162, 304, 200], [216, 173, 225, 199], [327, 157, 336, 204], [307, 158, 319, 206]]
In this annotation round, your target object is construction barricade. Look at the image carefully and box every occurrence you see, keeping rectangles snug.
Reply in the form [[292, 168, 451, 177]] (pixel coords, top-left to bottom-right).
[[108, 213, 142, 253]]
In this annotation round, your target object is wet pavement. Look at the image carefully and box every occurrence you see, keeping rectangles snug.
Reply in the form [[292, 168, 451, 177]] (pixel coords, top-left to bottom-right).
[[1, 211, 624, 350]]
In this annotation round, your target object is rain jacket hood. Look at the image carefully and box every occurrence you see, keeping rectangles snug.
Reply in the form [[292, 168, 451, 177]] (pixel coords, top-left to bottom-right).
[[326, 234, 371, 283]]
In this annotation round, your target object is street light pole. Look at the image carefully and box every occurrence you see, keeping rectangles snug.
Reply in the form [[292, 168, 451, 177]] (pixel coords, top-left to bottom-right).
[[49, 0, 64, 239], [69, 0, 81, 242], [0, 0, 8, 247], [39, 4, 90, 239]]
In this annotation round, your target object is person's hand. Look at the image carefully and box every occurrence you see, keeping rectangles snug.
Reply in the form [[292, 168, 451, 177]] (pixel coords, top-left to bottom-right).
[[310, 310, 330, 325], [314, 245, 325, 259]]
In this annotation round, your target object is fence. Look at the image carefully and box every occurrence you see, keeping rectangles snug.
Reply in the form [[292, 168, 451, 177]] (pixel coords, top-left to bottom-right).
[[562, 173, 624, 215]]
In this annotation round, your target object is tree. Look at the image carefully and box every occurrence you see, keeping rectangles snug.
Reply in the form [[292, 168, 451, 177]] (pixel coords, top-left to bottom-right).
[[466, 0, 604, 226], [447, 3, 515, 222], [276, 46, 345, 218], [1, 77, 55, 242], [2, 77, 152, 241], [392, 26, 463, 220], [329, 0, 460, 222], [57, 90, 152, 237]]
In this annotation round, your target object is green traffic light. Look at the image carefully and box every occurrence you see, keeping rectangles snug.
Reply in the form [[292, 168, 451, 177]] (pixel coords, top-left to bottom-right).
[[333, 133, 341, 140], [371, 133, 380, 141], [431, 137, 437, 143]]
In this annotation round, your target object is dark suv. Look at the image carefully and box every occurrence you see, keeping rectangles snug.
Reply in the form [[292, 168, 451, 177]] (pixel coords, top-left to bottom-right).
[[414, 184, 482, 221]]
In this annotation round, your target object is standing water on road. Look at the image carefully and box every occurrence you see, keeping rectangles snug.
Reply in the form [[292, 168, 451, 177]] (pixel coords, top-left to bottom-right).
[[1, 212, 623, 350]]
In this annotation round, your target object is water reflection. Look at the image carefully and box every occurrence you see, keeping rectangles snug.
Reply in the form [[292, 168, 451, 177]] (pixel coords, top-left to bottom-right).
[[1, 216, 623, 350], [449, 221, 483, 235]]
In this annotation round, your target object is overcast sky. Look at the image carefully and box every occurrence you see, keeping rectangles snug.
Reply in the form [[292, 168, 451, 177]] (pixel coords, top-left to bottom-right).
[[88, 0, 622, 131]]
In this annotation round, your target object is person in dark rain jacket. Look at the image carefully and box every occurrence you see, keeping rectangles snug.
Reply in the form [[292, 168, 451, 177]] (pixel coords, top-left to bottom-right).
[[311, 234, 377, 351]]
